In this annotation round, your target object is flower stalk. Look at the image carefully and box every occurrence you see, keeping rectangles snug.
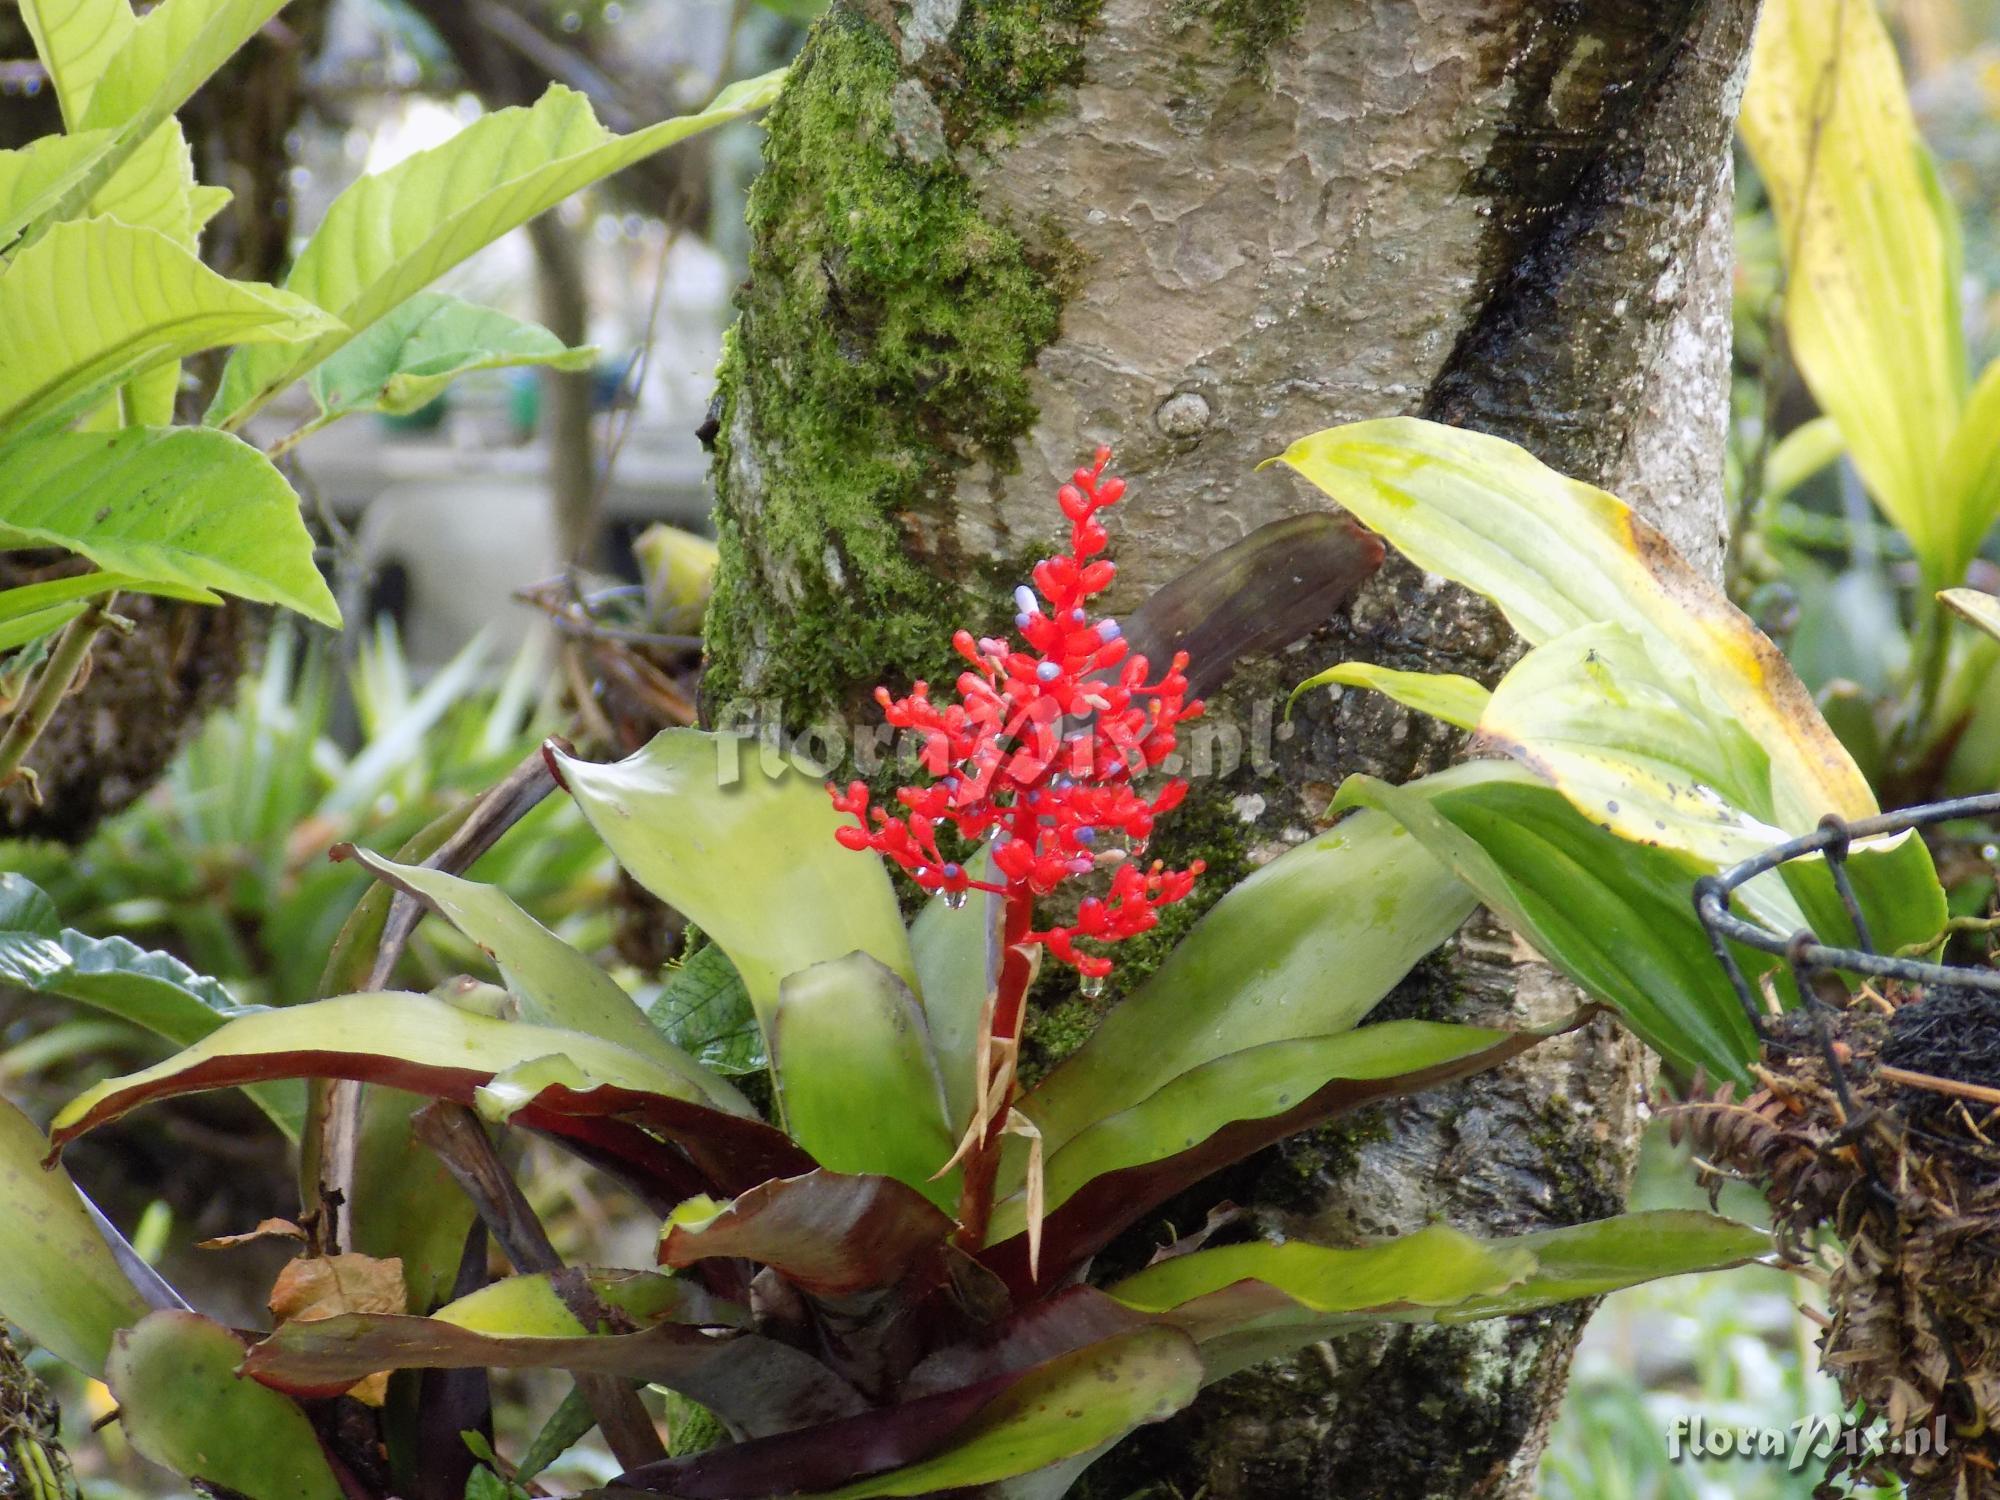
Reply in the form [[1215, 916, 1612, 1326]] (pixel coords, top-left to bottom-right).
[[830, 449, 1205, 1249]]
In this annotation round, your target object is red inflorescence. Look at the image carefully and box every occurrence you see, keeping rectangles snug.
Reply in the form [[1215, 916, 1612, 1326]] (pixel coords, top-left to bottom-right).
[[830, 448, 1205, 981]]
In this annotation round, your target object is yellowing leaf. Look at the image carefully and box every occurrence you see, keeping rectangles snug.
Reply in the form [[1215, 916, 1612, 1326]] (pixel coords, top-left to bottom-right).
[[1942, 586, 2000, 644], [1475, 623, 1783, 863], [1275, 416, 1875, 829], [1742, 0, 1968, 582]]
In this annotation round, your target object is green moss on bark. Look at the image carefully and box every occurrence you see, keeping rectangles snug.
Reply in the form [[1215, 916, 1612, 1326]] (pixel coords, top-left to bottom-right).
[[704, 9, 1073, 731], [948, 0, 1104, 133]]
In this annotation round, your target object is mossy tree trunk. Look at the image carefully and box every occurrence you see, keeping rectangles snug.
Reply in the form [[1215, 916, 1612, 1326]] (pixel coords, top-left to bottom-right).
[[705, 3, 1756, 1495]]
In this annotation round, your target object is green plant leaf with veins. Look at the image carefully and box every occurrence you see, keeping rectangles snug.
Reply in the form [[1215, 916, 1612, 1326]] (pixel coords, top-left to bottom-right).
[[0, 872, 301, 1136], [1337, 764, 1764, 1080], [308, 292, 594, 423], [0, 426, 340, 624], [210, 69, 786, 427], [649, 943, 766, 1077], [0, 218, 339, 440]]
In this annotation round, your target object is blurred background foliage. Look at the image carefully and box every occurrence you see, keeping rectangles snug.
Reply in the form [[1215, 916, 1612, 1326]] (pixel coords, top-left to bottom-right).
[[5, 0, 2000, 1494]]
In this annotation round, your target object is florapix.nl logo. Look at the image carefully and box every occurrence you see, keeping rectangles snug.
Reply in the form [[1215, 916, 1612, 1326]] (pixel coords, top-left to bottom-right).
[[1666, 1412, 1950, 1472]]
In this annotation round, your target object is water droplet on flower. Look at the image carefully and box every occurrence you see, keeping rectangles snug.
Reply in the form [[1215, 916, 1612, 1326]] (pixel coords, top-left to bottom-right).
[[945, 889, 968, 910], [1080, 972, 1106, 998]]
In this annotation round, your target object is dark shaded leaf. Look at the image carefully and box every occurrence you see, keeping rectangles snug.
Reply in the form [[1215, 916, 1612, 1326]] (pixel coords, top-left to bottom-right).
[[244, 1311, 864, 1439], [1121, 513, 1385, 700], [661, 1172, 953, 1298], [604, 1325, 1201, 1500], [607, 1368, 1018, 1498]]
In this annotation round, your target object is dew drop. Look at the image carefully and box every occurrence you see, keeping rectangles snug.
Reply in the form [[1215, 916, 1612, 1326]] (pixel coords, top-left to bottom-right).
[[945, 889, 968, 910], [1080, 972, 1106, 998]]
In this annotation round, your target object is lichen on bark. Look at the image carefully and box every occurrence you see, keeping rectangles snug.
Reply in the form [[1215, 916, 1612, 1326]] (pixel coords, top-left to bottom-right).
[[703, 8, 1089, 733]]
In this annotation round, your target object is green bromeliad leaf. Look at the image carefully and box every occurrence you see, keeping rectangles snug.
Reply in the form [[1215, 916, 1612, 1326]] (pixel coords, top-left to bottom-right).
[[815, 1328, 1202, 1499], [908, 849, 1001, 1135], [770, 953, 957, 1208], [551, 730, 917, 1040], [307, 292, 594, 422], [1018, 808, 1474, 1163], [335, 846, 749, 1115], [0, 426, 340, 624], [107, 1311, 344, 1500], [1286, 660, 1490, 730], [1108, 1211, 1769, 1382], [47, 992, 726, 1148], [1275, 416, 1876, 830], [210, 69, 785, 427], [1337, 764, 1763, 1080], [0, 1093, 152, 1376], [987, 1020, 1536, 1244], [0, 218, 338, 441]]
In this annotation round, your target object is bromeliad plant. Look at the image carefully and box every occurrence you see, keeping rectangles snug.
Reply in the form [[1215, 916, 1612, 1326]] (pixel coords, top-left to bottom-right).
[[0, 459, 1764, 1500], [0, 0, 783, 799]]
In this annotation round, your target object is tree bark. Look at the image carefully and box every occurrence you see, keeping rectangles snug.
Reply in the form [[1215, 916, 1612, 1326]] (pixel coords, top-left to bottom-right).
[[705, 2, 1756, 1495]]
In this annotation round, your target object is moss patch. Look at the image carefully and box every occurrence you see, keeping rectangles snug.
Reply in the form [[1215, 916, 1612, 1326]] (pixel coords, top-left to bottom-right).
[[947, 0, 1104, 135], [704, 11, 1071, 734]]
